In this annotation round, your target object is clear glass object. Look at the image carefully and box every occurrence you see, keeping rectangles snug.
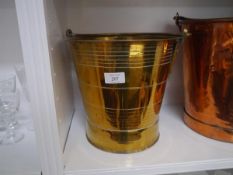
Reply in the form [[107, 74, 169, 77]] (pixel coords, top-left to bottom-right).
[[0, 73, 16, 131], [0, 90, 24, 144], [0, 73, 16, 93]]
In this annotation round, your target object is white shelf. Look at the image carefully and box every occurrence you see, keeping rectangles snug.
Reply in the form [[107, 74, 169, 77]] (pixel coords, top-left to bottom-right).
[[64, 103, 233, 175], [0, 123, 41, 175]]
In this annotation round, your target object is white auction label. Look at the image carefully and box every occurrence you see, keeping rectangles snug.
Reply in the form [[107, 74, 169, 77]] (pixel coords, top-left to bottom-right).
[[104, 72, 125, 84]]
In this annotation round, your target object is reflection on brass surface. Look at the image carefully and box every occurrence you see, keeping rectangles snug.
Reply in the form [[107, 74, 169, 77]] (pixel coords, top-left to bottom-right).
[[175, 14, 233, 142], [67, 31, 182, 152]]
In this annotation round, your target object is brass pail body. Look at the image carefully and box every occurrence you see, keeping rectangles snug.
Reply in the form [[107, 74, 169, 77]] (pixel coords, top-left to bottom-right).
[[175, 14, 233, 142], [67, 31, 182, 153]]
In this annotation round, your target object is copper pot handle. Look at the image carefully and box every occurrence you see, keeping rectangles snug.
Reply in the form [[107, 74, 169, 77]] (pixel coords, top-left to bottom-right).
[[173, 12, 193, 31], [174, 13, 192, 36]]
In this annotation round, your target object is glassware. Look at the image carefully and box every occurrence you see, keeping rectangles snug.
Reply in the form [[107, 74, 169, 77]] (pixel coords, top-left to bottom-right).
[[0, 73, 16, 131], [0, 73, 16, 93], [0, 90, 24, 144]]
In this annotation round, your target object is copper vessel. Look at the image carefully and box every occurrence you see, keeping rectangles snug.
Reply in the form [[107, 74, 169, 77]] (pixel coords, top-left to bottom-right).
[[174, 14, 233, 142], [67, 30, 182, 153]]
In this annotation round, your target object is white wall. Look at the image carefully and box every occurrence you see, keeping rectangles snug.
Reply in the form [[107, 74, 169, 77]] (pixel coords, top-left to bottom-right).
[[65, 0, 233, 105], [66, 0, 233, 33], [0, 0, 23, 66]]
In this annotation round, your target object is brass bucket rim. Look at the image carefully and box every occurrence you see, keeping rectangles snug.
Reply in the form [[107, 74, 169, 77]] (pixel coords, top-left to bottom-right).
[[66, 29, 183, 42]]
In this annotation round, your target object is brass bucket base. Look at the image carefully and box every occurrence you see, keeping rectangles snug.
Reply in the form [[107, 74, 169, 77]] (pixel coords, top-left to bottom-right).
[[184, 111, 233, 143], [86, 122, 159, 153]]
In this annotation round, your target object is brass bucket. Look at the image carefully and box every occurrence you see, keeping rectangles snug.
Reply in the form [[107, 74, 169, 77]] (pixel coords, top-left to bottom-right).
[[67, 30, 182, 153], [174, 14, 233, 142]]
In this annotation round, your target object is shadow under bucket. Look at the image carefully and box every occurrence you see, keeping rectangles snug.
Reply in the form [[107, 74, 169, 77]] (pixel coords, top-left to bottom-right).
[[67, 30, 182, 153]]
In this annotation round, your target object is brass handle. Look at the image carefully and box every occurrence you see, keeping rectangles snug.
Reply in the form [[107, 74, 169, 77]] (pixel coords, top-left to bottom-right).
[[66, 29, 73, 38]]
